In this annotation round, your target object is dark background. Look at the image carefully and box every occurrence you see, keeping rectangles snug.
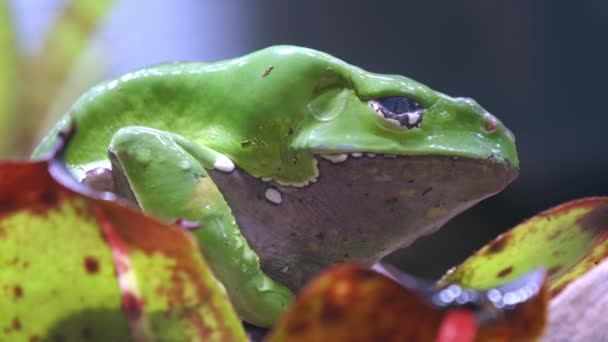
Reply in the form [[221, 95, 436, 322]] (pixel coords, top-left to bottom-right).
[[236, 0, 608, 278], [13, 0, 608, 278]]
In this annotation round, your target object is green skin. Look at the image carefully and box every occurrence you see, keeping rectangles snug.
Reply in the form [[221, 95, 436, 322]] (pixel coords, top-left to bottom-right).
[[32, 46, 518, 327]]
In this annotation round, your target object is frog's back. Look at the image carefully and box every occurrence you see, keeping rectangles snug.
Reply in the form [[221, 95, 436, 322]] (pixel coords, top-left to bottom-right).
[[32, 62, 224, 163], [32, 45, 346, 164]]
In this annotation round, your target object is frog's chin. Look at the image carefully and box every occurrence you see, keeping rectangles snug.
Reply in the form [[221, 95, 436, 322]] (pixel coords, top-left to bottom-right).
[[266, 151, 515, 188], [207, 154, 518, 291]]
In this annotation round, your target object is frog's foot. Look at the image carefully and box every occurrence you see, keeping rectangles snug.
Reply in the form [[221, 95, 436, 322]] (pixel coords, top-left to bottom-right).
[[81, 166, 114, 193]]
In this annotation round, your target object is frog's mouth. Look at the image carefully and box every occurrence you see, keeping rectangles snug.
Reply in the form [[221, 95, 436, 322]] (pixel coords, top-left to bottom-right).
[[207, 153, 518, 291]]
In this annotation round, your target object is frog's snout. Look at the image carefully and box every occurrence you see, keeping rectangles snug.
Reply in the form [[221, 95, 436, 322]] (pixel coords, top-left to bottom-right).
[[455, 96, 516, 143], [482, 111, 516, 144]]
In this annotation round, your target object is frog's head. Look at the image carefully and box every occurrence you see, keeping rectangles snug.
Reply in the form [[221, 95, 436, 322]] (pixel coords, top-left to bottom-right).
[[276, 46, 517, 183], [208, 46, 519, 289], [219, 46, 517, 186], [298, 69, 518, 172]]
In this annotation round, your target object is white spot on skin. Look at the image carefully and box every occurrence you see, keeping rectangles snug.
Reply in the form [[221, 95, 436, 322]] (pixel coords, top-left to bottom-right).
[[261, 176, 273, 182], [385, 154, 397, 158], [265, 187, 282, 204], [351, 152, 362, 158], [214, 154, 235, 172], [277, 179, 309, 187], [320, 153, 348, 163], [367, 153, 376, 158], [281, 266, 289, 273], [312, 158, 319, 178]]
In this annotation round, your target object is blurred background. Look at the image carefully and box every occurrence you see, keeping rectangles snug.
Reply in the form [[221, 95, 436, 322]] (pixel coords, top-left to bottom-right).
[[2, 0, 607, 278]]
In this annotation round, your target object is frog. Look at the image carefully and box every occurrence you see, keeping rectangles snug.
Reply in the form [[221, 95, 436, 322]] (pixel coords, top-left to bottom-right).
[[31, 45, 519, 327]]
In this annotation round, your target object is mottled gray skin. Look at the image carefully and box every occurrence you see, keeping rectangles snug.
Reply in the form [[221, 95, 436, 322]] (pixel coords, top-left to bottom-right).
[[209, 155, 517, 290]]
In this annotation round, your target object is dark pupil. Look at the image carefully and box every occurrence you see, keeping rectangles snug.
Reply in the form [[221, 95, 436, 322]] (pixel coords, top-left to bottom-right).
[[377, 96, 422, 114]]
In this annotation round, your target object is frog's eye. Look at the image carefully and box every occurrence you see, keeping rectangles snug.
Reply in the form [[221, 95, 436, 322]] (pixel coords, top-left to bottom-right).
[[368, 96, 424, 129]]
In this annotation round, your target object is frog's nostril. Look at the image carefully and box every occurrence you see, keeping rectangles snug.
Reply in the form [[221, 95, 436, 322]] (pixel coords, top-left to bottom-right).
[[483, 113, 499, 132]]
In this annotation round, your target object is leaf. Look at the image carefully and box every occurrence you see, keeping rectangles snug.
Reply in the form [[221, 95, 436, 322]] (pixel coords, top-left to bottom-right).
[[267, 263, 548, 342], [440, 197, 608, 297], [267, 263, 441, 342], [542, 259, 608, 341], [0, 158, 247, 341], [468, 268, 548, 342], [0, 1, 19, 156]]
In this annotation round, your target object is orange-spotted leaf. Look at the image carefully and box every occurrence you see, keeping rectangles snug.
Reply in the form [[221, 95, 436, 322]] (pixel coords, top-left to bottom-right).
[[267, 263, 441, 342], [0, 159, 246, 341], [441, 197, 608, 297], [266, 263, 548, 342]]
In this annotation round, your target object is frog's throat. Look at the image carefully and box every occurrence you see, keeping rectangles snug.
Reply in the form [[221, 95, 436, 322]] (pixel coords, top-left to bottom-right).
[[207, 154, 519, 291]]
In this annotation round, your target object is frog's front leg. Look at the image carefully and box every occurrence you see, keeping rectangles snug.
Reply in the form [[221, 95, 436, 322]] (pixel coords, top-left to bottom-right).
[[107, 126, 294, 327]]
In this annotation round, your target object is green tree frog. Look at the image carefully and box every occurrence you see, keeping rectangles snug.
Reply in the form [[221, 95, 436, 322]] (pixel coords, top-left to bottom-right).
[[32, 46, 519, 327]]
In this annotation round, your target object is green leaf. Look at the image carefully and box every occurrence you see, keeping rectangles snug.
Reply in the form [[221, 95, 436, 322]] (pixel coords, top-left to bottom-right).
[[0, 159, 247, 341], [440, 197, 608, 296], [0, 2, 19, 155]]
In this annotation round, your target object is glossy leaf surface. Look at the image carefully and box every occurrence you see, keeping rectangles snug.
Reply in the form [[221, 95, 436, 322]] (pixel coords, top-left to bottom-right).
[[267, 263, 547, 342], [441, 197, 608, 296], [0, 159, 246, 341]]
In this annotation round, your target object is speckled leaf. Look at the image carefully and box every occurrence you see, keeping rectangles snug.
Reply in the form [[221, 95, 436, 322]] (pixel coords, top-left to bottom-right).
[[0, 159, 246, 341], [266, 263, 548, 342], [441, 197, 608, 296], [266, 264, 441, 342]]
